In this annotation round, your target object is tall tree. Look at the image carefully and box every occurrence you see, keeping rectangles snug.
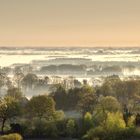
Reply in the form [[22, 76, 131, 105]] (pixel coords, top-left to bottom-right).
[[22, 73, 38, 91], [52, 85, 67, 110], [13, 72, 24, 89], [0, 73, 7, 95]]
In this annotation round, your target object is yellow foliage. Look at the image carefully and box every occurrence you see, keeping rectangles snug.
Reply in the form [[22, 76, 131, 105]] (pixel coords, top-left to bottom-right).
[[0, 133, 22, 140], [105, 112, 126, 131], [127, 115, 136, 127]]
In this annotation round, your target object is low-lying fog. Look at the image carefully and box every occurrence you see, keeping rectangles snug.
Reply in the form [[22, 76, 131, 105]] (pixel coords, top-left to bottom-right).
[[1, 47, 140, 98]]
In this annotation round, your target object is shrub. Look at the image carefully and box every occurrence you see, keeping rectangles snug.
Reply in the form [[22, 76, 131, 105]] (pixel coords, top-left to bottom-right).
[[0, 133, 22, 140], [127, 115, 136, 127], [45, 121, 58, 138], [20, 122, 32, 137], [82, 126, 106, 140], [83, 126, 135, 140], [56, 119, 67, 137], [30, 118, 58, 138], [134, 127, 140, 138], [53, 110, 65, 121], [31, 119, 47, 138], [83, 112, 93, 133], [66, 119, 76, 137]]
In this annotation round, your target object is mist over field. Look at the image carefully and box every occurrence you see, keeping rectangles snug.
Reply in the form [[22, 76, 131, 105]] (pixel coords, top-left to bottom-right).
[[1, 47, 140, 78], [1, 47, 140, 97]]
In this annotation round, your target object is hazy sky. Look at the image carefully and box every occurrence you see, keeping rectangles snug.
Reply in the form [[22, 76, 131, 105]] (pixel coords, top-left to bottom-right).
[[0, 0, 140, 47]]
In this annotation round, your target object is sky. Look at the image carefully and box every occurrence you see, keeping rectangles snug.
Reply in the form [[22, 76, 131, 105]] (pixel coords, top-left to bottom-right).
[[0, 0, 140, 47]]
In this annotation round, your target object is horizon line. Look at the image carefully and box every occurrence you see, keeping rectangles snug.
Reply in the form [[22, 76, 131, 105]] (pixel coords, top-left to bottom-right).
[[0, 45, 140, 48]]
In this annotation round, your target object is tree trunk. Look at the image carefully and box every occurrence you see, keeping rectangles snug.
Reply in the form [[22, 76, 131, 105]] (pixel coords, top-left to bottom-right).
[[1, 118, 6, 134]]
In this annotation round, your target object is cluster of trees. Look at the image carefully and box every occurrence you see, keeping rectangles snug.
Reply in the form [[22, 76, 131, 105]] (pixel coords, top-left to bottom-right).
[[49, 75, 140, 139], [0, 72, 83, 98], [0, 88, 58, 135], [40, 64, 86, 75], [1, 75, 140, 139], [0, 72, 55, 100], [52, 75, 140, 115]]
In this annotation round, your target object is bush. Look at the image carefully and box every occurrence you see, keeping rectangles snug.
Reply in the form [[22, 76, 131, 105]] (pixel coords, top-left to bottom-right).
[[45, 121, 58, 138], [83, 126, 135, 140], [127, 115, 136, 127], [106, 128, 132, 140], [82, 126, 106, 140], [31, 119, 47, 138], [0, 133, 23, 140], [31, 118, 58, 138], [134, 127, 140, 138], [20, 122, 32, 137], [56, 119, 67, 137], [53, 110, 65, 121], [66, 119, 76, 137], [84, 112, 93, 131]]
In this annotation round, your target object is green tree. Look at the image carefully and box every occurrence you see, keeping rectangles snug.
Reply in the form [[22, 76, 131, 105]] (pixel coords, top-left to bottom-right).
[[78, 93, 97, 115], [52, 85, 67, 110], [26, 95, 55, 119], [97, 96, 121, 113], [99, 82, 115, 97], [116, 80, 140, 117], [98, 75, 121, 97], [0, 96, 21, 133], [94, 96, 121, 126], [67, 87, 83, 110]]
